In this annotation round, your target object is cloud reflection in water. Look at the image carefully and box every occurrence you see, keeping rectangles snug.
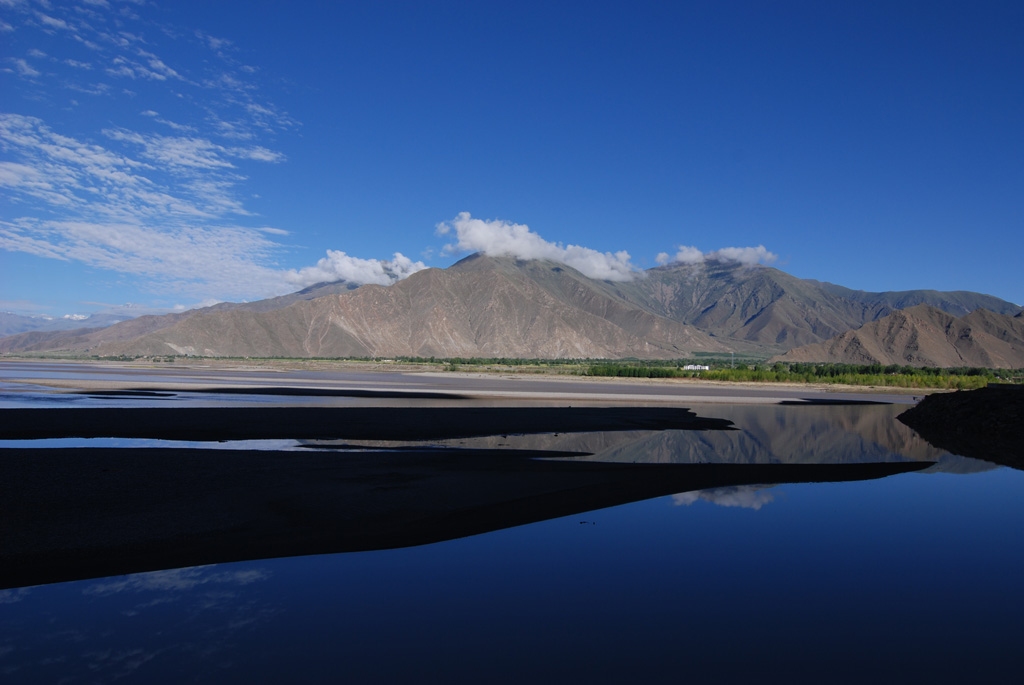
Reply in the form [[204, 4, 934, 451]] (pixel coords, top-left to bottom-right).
[[672, 485, 777, 510]]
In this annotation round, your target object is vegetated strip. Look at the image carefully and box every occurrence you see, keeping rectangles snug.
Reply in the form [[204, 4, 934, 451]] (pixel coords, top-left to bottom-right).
[[585, 361, 1021, 389], [0, 406, 734, 441]]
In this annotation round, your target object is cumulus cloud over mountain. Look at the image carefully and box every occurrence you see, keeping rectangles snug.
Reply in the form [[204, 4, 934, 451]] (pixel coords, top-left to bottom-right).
[[434, 213, 777, 283], [656, 244, 778, 267], [437, 212, 638, 281], [285, 251, 427, 288]]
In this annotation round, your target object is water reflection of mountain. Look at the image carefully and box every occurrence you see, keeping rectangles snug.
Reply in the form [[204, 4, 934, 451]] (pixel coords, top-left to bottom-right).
[[4, 402, 983, 590], [2, 446, 930, 591], [319, 404, 984, 473]]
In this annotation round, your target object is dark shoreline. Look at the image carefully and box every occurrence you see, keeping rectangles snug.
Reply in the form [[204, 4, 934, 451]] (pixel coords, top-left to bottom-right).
[[898, 385, 1024, 470]]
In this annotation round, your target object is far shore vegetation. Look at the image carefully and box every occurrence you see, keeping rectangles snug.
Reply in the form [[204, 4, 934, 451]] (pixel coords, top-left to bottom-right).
[[584, 361, 1020, 390], [6, 352, 1022, 390]]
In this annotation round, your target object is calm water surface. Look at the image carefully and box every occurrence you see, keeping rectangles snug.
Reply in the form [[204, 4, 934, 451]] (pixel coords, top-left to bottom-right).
[[1, 363, 1021, 683]]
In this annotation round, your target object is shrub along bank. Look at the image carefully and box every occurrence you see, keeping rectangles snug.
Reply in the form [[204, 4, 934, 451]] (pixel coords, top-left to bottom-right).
[[584, 362, 1021, 390]]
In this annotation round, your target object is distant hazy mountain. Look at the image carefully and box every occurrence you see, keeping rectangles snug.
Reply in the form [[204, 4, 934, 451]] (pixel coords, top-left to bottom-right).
[[0, 311, 137, 337], [0, 313, 50, 337], [1, 255, 1020, 360], [771, 305, 1024, 367], [0, 280, 362, 356]]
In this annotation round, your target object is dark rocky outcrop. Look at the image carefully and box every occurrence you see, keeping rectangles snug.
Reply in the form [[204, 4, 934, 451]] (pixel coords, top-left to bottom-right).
[[898, 385, 1024, 469]]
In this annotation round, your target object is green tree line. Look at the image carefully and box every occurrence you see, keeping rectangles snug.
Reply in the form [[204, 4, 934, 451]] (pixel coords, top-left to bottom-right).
[[585, 361, 1021, 390]]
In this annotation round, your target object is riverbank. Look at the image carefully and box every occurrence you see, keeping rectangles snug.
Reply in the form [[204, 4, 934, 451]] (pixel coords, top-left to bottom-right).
[[1, 357, 930, 405]]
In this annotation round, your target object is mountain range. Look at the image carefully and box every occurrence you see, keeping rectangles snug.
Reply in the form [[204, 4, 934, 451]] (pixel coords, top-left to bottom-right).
[[2, 254, 1020, 362]]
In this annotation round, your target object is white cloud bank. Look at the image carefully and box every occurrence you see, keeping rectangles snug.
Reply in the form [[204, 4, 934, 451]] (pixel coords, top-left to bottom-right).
[[285, 250, 427, 288], [656, 244, 778, 267], [437, 212, 638, 281]]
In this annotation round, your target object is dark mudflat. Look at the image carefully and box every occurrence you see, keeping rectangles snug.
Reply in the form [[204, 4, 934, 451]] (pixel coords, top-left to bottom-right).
[[0, 406, 734, 441], [0, 446, 931, 590]]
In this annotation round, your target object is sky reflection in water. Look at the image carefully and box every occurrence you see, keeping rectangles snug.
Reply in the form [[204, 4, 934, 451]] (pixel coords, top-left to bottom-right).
[[4, 469, 1023, 683]]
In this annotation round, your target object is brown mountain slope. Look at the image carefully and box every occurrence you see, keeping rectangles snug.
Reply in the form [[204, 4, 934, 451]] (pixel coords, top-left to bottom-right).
[[615, 261, 888, 347], [0, 280, 361, 355], [94, 258, 729, 359], [3, 255, 1020, 359], [770, 304, 1024, 367], [613, 261, 1020, 348]]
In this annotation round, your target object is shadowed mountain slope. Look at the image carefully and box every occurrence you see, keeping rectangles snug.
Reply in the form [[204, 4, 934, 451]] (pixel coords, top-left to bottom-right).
[[612, 261, 1020, 348], [771, 304, 1024, 367]]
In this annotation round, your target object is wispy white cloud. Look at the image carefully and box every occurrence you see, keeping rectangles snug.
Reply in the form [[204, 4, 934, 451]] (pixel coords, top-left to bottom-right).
[[106, 54, 173, 81], [2, 114, 197, 217], [0, 0, 412, 309], [229, 145, 284, 163], [139, 110, 196, 134], [0, 160, 56, 197], [437, 212, 638, 281], [0, 111, 296, 299], [137, 49, 182, 80], [36, 12, 73, 32], [11, 57, 40, 77], [0, 115, 420, 303], [66, 81, 110, 96], [0, 217, 292, 300], [105, 128, 237, 170], [196, 30, 231, 52]]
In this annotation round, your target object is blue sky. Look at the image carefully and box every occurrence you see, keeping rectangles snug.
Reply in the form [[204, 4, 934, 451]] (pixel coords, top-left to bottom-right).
[[2, 0, 1022, 318]]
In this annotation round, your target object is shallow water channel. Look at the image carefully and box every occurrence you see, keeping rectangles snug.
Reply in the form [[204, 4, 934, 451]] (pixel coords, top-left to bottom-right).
[[1, 363, 1022, 683]]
